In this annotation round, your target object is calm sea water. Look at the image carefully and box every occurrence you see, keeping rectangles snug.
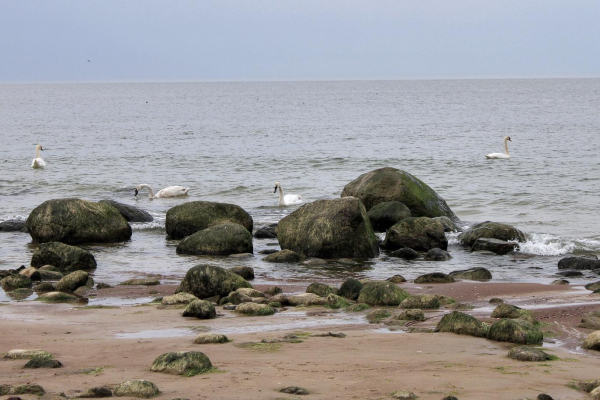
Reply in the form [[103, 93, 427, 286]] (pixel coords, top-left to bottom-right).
[[1, 79, 600, 296]]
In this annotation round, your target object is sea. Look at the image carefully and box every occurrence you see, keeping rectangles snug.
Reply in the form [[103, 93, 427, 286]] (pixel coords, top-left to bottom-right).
[[1, 79, 599, 298]]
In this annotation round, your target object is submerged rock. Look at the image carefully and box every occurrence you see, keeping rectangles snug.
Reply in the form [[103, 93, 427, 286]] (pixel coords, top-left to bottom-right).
[[424, 248, 451, 261], [276, 197, 379, 259], [558, 256, 600, 270], [366, 308, 392, 323], [182, 300, 216, 319], [150, 351, 212, 376], [113, 380, 159, 398], [229, 266, 254, 280], [176, 223, 253, 256], [341, 167, 457, 220], [383, 217, 447, 252], [263, 249, 303, 263], [557, 270, 583, 277], [31, 242, 97, 272], [338, 278, 363, 300], [471, 238, 519, 255], [0, 219, 27, 232], [26, 198, 132, 244], [449, 267, 492, 281], [120, 278, 160, 286], [414, 272, 455, 284], [98, 200, 153, 222], [389, 247, 420, 260], [458, 221, 526, 247], [254, 226, 277, 239], [435, 311, 489, 338], [486, 319, 543, 345], [176, 264, 252, 299], [367, 201, 411, 232], [507, 346, 553, 361], [583, 330, 600, 351], [36, 291, 80, 302], [7, 287, 34, 300], [396, 309, 425, 321], [357, 281, 409, 306]]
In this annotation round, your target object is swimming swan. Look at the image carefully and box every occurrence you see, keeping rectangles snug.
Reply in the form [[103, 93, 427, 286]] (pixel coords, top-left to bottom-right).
[[274, 182, 302, 206], [134, 184, 189, 199], [31, 144, 46, 169], [485, 136, 512, 159]]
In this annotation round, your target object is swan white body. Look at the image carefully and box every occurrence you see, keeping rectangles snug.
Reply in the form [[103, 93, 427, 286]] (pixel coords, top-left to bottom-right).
[[485, 136, 512, 159], [274, 182, 302, 206], [31, 144, 46, 168], [135, 184, 189, 199]]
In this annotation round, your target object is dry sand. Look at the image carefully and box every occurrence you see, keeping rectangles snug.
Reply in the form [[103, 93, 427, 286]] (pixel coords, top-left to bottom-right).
[[1, 281, 599, 400]]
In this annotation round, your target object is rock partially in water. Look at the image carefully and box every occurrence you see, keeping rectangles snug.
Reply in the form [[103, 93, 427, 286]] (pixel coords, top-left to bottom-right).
[[338, 278, 363, 300], [458, 221, 526, 247], [38, 267, 64, 281], [424, 248, 451, 261], [449, 267, 492, 281], [366, 308, 392, 323], [31, 242, 97, 272], [176, 264, 252, 299], [434, 216, 460, 232], [386, 275, 407, 284], [161, 292, 199, 306], [325, 293, 351, 309], [471, 238, 519, 255], [263, 249, 303, 263], [36, 291, 80, 303], [113, 380, 159, 398], [487, 319, 543, 345], [357, 281, 409, 306], [176, 223, 253, 256], [98, 200, 153, 222], [414, 272, 455, 284], [7, 287, 34, 300], [254, 226, 277, 239], [435, 311, 489, 338], [306, 282, 338, 297], [119, 278, 160, 286], [383, 217, 447, 252], [182, 300, 216, 319], [583, 330, 600, 351], [229, 266, 254, 280], [558, 256, 600, 270], [399, 294, 440, 309], [150, 351, 212, 376], [0, 219, 27, 232], [341, 167, 458, 220], [507, 346, 553, 361], [79, 386, 113, 398], [557, 270, 583, 277], [1, 274, 32, 291], [396, 309, 425, 321], [367, 201, 411, 232], [551, 279, 569, 285], [389, 247, 420, 260], [56, 270, 90, 293], [235, 302, 275, 316], [19, 267, 41, 281], [288, 293, 327, 307], [194, 333, 230, 344]]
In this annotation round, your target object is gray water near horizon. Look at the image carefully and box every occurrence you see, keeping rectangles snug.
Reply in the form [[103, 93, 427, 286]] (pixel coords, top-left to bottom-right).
[[1, 79, 600, 299]]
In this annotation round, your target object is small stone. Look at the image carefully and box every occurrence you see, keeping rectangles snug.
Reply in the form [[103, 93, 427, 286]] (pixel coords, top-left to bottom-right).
[[389, 248, 420, 260], [235, 302, 275, 316], [23, 357, 63, 369], [396, 309, 425, 321], [386, 275, 407, 284], [264, 286, 283, 296], [182, 300, 216, 319], [390, 390, 418, 399], [489, 298, 504, 304], [366, 309, 392, 323], [113, 380, 159, 398], [161, 292, 199, 306], [96, 283, 112, 289], [79, 386, 113, 398], [194, 333, 230, 344], [414, 272, 455, 284], [279, 386, 309, 395], [424, 248, 451, 261]]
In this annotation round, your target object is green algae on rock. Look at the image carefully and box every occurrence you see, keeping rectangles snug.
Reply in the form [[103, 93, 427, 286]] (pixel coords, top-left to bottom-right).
[[235, 302, 276, 316], [150, 351, 213, 376], [176, 264, 252, 299], [458, 221, 526, 247], [306, 282, 338, 297], [383, 217, 447, 252], [31, 242, 97, 272], [435, 311, 489, 338], [357, 281, 410, 306], [182, 300, 216, 319], [114, 379, 159, 398], [367, 200, 411, 232], [487, 319, 543, 345], [176, 222, 253, 256]]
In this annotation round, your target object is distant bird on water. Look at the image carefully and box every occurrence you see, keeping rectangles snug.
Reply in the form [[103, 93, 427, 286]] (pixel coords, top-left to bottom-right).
[[485, 136, 512, 159], [31, 144, 46, 169]]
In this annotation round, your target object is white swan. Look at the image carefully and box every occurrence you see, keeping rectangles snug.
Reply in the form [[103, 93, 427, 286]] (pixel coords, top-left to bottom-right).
[[274, 182, 302, 206], [135, 184, 189, 199], [31, 144, 46, 169], [485, 136, 512, 159]]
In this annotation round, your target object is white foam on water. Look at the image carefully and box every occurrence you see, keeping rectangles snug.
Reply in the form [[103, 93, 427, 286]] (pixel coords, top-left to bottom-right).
[[520, 233, 600, 256]]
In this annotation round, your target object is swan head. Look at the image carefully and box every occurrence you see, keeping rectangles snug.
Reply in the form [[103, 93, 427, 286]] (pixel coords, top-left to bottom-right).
[[504, 136, 512, 142], [36, 144, 43, 151], [274, 182, 280, 193]]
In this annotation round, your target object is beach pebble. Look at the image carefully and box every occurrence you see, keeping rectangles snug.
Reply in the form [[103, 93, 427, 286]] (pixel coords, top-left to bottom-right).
[[279, 386, 310, 395], [390, 390, 418, 399], [194, 333, 229, 344]]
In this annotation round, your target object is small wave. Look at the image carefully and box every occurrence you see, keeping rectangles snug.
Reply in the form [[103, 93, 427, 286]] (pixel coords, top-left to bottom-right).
[[131, 221, 165, 231], [520, 233, 600, 256], [0, 214, 27, 223]]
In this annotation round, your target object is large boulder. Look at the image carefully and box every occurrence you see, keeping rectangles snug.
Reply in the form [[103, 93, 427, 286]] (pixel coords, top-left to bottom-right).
[[26, 198, 132, 244], [367, 201, 411, 232], [341, 167, 457, 221], [176, 264, 252, 299], [435, 311, 489, 338], [449, 267, 492, 281], [176, 223, 253, 256], [150, 351, 212, 376], [558, 256, 600, 270], [357, 281, 410, 306], [98, 200, 153, 222], [30, 242, 97, 272], [383, 217, 447, 251], [55, 270, 91, 293], [166, 201, 253, 240], [414, 272, 455, 284], [276, 197, 379, 259], [458, 221, 526, 247], [486, 319, 543, 345], [583, 331, 600, 351]]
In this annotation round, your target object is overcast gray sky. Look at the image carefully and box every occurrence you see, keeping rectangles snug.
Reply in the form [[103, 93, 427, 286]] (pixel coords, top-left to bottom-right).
[[2, 0, 599, 82]]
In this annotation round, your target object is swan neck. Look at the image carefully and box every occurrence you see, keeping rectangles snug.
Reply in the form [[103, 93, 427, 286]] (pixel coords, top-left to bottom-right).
[[278, 186, 284, 205], [35, 147, 40, 158], [504, 139, 510, 155], [140, 184, 154, 198]]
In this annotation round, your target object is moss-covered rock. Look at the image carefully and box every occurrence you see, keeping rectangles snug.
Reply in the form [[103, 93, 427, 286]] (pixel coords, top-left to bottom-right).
[[79, 386, 113, 398], [390, 390, 418, 399], [326, 293, 351, 309], [150, 351, 212, 376], [166, 201, 253, 240], [263, 249, 303, 263], [55, 270, 90, 293], [23, 357, 63, 369], [119, 278, 160, 286], [583, 331, 600, 351], [38, 268, 64, 281], [346, 303, 371, 312], [276, 197, 379, 259], [414, 272, 455, 284], [6, 384, 46, 396], [434, 216, 460, 232], [389, 248, 420, 260], [579, 311, 600, 330], [236, 288, 265, 298], [235, 302, 276, 316], [4, 349, 53, 360], [459, 221, 526, 247], [424, 248, 451, 261], [114, 380, 159, 398], [176, 223, 253, 256], [449, 267, 492, 281], [176, 264, 252, 299], [227, 290, 252, 305], [386, 275, 407, 284], [507, 346, 554, 361], [194, 333, 230, 344], [161, 292, 199, 306], [26, 198, 132, 244], [558, 256, 600, 270], [31, 242, 97, 272], [383, 217, 447, 251], [36, 291, 80, 302], [435, 311, 489, 337], [487, 319, 543, 344], [182, 300, 216, 319], [577, 379, 600, 393], [366, 308, 392, 323], [585, 281, 600, 291], [338, 278, 363, 300], [229, 266, 254, 280], [399, 294, 440, 309], [471, 238, 519, 255], [357, 281, 410, 306], [396, 309, 425, 321], [288, 293, 327, 307], [491, 304, 532, 320], [341, 167, 457, 221], [1, 274, 32, 291], [7, 287, 34, 300], [98, 200, 153, 222], [306, 282, 338, 297], [19, 267, 41, 281], [592, 387, 600, 400], [367, 201, 411, 232]]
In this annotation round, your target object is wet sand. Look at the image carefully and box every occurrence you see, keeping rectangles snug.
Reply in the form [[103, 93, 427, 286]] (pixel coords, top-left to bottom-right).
[[1, 282, 599, 400]]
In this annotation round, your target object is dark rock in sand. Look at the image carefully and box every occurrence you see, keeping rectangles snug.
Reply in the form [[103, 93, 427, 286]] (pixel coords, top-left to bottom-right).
[[306, 282, 338, 297], [1, 274, 32, 291], [150, 351, 212, 376], [390, 390, 418, 399], [166, 201, 253, 240], [507, 346, 553, 362], [414, 272, 455, 284], [26, 198, 131, 244], [341, 167, 458, 221], [120, 278, 160, 286], [585, 281, 600, 291], [55, 270, 91, 293], [31, 242, 97, 272], [558, 256, 600, 270], [383, 217, 447, 252], [96, 283, 112, 289], [113, 380, 159, 398], [389, 247, 420, 260], [194, 333, 230, 344], [458, 221, 526, 247], [357, 281, 410, 306], [254, 226, 277, 239], [23, 357, 63, 369], [449, 267, 492, 281], [367, 201, 411, 232], [338, 278, 363, 300], [182, 300, 216, 319], [583, 330, 600, 351], [99, 200, 153, 222], [557, 270, 583, 277], [79, 386, 113, 398], [0, 219, 27, 232], [176, 264, 251, 299], [487, 319, 543, 345], [229, 266, 254, 280], [276, 197, 379, 259], [263, 249, 303, 263], [396, 309, 425, 321], [471, 238, 519, 255], [176, 223, 253, 256], [386, 275, 407, 284], [424, 248, 451, 261], [537, 395, 553, 400], [551, 279, 569, 285], [435, 311, 489, 338], [279, 386, 310, 395]]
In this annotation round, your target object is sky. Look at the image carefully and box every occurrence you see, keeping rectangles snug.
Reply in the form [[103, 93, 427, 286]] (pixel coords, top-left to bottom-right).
[[1, 0, 600, 82]]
